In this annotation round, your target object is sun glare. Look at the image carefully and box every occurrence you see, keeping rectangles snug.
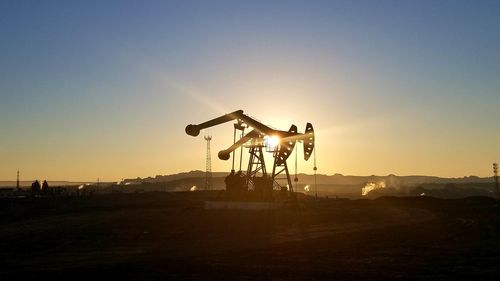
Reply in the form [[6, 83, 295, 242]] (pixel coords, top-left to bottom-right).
[[266, 135, 281, 152]]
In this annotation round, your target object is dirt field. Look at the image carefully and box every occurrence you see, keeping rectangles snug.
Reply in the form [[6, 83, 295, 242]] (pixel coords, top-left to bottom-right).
[[1, 192, 499, 280]]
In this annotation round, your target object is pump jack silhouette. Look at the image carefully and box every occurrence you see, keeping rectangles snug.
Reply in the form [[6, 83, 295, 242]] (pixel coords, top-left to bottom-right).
[[186, 110, 315, 200]]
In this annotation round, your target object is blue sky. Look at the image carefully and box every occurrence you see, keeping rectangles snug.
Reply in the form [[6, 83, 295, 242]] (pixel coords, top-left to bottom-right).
[[1, 0, 499, 181]]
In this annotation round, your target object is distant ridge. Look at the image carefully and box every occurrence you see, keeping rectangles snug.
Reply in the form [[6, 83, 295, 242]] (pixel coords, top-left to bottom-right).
[[0, 181, 90, 188], [2, 172, 491, 188], [123, 170, 227, 184], [124, 171, 493, 186]]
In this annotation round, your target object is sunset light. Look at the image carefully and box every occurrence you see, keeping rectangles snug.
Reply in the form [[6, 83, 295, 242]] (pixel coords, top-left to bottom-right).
[[265, 135, 281, 152], [1, 2, 499, 279]]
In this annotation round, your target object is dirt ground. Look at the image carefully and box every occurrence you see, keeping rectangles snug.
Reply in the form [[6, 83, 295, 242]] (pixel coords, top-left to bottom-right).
[[1, 192, 499, 280]]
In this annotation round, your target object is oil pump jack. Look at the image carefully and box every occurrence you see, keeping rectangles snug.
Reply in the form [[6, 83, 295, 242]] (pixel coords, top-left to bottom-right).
[[186, 110, 314, 200]]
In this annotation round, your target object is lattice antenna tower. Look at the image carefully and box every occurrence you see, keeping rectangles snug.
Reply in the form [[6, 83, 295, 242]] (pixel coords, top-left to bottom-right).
[[204, 135, 213, 190]]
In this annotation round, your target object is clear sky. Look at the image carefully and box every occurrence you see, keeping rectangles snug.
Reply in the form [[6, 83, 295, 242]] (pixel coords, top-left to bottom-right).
[[1, 0, 499, 181]]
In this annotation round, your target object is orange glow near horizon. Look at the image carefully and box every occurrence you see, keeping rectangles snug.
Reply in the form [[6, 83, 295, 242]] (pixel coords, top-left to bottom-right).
[[1, 2, 499, 181]]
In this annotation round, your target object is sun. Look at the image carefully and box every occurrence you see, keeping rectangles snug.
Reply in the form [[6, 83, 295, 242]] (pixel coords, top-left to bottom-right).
[[266, 135, 281, 152]]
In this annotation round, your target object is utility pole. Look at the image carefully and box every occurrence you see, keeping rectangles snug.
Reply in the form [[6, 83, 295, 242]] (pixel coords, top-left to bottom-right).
[[314, 147, 318, 200], [16, 170, 20, 191], [494, 163, 499, 203], [204, 136, 213, 190]]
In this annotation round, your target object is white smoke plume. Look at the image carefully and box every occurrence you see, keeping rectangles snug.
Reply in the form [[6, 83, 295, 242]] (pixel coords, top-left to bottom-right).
[[361, 181, 386, 196], [78, 183, 91, 190]]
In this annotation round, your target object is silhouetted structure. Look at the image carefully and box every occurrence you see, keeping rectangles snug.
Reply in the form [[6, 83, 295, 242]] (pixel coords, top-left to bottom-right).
[[204, 135, 213, 190], [31, 180, 41, 195], [42, 180, 49, 193], [494, 163, 499, 202], [16, 170, 20, 191], [186, 110, 315, 200], [314, 148, 318, 199], [224, 170, 248, 199]]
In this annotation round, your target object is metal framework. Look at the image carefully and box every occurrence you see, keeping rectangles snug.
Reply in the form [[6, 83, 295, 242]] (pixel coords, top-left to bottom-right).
[[246, 145, 266, 187], [204, 136, 213, 190], [186, 110, 315, 199]]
